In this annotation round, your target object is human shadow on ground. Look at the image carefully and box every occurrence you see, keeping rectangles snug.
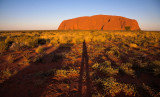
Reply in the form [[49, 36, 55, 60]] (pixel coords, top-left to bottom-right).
[[78, 40, 91, 97], [0, 44, 73, 97]]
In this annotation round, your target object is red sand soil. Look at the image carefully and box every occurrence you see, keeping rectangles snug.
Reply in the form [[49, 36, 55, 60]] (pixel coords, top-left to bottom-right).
[[0, 45, 66, 97], [0, 43, 159, 97]]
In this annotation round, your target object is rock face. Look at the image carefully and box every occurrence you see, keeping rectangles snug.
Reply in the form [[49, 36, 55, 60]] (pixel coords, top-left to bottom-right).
[[58, 15, 140, 30]]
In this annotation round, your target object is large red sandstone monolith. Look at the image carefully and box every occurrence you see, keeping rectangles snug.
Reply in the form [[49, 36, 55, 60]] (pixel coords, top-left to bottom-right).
[[58, 15, 140, 30]]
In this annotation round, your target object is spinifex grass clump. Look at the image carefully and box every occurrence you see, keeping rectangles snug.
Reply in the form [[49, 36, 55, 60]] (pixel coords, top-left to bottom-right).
[[23, 51, 32, 64], [0, 41, 7, 53], [35, 46, 44, 54], [0, 68, 12, 80], [92, 61, 119, 77], [93, 77, 136, 97], [120, 63, 135, 77], [151, 60, 160, 76], [54, 69, 79, 81], [7, 54, 16, 63]]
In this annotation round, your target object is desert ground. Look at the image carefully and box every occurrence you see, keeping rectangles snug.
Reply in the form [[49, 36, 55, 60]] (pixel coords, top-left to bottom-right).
[[0, 30, 160, 97]]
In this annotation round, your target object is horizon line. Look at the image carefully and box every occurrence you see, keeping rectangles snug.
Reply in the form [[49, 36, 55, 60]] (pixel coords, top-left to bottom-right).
[[0, 30, 160, 32]]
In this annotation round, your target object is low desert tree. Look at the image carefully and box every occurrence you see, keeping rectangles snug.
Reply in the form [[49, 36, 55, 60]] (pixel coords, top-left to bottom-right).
[[125, 26, 131, 31]]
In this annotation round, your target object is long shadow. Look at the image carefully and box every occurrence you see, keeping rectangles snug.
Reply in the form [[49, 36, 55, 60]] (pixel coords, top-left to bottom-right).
[[0, 44, 73, 97], [78, 40, 91, 97]]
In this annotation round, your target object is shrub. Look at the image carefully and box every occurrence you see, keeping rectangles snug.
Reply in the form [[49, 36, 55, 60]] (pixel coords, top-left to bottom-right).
[[152, 60, 160, 76], [107, 50, 115, 55], [92, 93, 103, 97], [153, 68, 160, 76], [52, 53, 65, 62], [103, 77, 122, 96], [50, 40, 57, 45], [55, 69, 79, 79], [35, 46, 44, 54], [93, 61, 119, 77], [23, 51, 31, 63], [0, 41, 7, 53], [10, 43, 21, 51], [122, 84, 136, 96], [5, 36, 14, 45], [55, 69, 68, 78], [142, 42, 149, 47], [29, 38, 39, 47], [107, 47, 121, 58], [138, 62, 148, 68], [23, 51, 30, 60], [34, 69, 56, 78], [7, 54, 16, 63], [92, 63, 100, 69], [104, 66, 119, 76], [0, 68, 12, 81], [25, 38, 39, 48], [32, 54, 44, 63], [67, 69, 79, 78], [94, 78, 106, 91], [142, 83, 158, 97], [120, 63, 135, 76], [152, 60, 160, 67], [38, 38, 46, 45], [94, 77, 136, 96], [125, 26, 131, 31]]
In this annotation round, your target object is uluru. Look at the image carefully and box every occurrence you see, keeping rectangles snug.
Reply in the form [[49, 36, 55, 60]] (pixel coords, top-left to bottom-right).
[[58, 15, 140, 30]]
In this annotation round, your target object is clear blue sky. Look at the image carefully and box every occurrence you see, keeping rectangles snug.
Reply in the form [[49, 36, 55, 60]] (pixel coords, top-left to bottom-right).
[[0, 0, 160, 31]]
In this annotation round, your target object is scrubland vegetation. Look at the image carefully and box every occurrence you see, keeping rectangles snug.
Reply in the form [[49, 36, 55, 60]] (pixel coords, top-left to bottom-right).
[[0, 30, 160, 97]]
